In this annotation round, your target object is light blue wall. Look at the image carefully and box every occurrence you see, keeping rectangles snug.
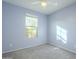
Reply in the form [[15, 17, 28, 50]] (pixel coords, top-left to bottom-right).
[[2, 2, 47, 53], [48, 3, 76, 53], [2, 1, 76, 54]]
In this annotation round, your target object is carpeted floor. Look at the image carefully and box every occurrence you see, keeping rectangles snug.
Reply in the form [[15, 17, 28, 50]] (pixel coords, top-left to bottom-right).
[[3, 44, 76, 59]]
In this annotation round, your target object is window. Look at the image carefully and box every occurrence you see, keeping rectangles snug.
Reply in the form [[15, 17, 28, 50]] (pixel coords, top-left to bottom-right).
[[56, 25, 67, 43], [25, 15, 38, 39]]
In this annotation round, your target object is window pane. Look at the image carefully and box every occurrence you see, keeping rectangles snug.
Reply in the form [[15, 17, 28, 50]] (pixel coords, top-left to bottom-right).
[[25, 15, 38, 38], [25, 27, 37, 38], [25, 16, 38, 27]]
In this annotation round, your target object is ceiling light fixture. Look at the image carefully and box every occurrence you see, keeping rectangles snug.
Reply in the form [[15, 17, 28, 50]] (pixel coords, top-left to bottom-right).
[[40, 0, 47, 8]]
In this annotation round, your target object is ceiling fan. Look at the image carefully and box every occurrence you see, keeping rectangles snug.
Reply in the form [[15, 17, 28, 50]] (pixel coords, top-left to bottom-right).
[[31, 0, 58, 8]]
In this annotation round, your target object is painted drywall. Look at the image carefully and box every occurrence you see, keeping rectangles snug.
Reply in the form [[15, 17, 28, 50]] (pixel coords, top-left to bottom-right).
[[2, 1, 47, 53], [2, 1, 76, 54], [48, 3, 76, 53]]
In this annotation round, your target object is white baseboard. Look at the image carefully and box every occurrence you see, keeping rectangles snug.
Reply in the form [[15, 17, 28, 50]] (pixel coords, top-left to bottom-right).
[[2, 43, 47, 54], [3, 43, 76, 54], [48, 43, 76, 54]]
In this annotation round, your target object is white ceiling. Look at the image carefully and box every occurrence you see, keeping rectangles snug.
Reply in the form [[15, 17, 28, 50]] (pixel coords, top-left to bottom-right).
[[3, 0, 76, 15]]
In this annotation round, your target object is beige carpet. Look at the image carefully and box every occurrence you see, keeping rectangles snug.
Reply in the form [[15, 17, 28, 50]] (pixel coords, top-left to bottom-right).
[[3, 44, 76, 59]]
